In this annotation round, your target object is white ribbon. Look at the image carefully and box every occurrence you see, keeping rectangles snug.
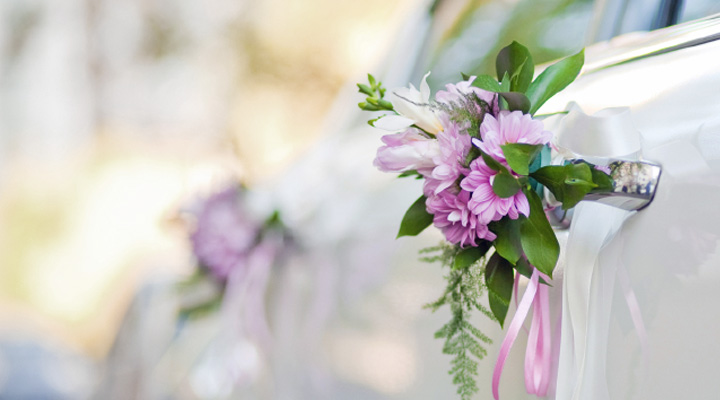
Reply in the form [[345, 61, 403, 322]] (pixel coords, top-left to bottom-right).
[[554, 104, 641, 161], [552, 104, 642, 400]]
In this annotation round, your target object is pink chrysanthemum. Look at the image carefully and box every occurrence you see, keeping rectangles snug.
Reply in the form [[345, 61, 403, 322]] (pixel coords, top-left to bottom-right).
[[460, 158, 530, 223], [474, 110, 552, 162], [426, 188, 496, 247], [191, 188, 260, 280], [428, 114, 472, 194]]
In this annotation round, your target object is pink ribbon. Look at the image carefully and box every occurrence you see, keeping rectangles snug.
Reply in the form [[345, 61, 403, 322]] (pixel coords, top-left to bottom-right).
[[525, 277, 552, 395], [492, 267, 554, 400], [221, 239, 280, 350]]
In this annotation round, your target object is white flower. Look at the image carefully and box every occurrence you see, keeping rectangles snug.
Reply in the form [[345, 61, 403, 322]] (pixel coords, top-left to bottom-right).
[[374, 72, 443, 135]]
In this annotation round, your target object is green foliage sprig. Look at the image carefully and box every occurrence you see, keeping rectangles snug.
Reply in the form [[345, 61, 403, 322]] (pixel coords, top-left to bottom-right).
[[423, 244, 494, 400], [358, 74, 394, 114]]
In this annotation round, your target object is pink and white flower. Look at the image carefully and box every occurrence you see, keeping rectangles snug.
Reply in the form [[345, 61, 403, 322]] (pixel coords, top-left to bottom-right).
[[460, 158, 530, 223], [474, 110, 552, 162], [374, 128, 439, 175]]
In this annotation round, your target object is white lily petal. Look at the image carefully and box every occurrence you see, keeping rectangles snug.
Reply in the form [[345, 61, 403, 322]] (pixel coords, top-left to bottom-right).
[[373, 115, 415, 131], [386, 73, 444, 135], [392, 87, 422, 104], [420, 71, 432, 102]]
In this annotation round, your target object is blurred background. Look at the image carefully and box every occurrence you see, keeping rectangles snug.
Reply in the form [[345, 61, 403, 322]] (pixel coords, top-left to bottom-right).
[[0, 0, 718, 398]]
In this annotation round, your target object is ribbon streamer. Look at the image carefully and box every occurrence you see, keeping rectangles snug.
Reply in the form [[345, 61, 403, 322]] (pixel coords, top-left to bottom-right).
[[493, 268, 540, 400], [553, 105, 646, 400], [493, 266, 555, 399], [494, 104, 652, 399], [492, 267, 554, 399], [525, 278, 552, 396]]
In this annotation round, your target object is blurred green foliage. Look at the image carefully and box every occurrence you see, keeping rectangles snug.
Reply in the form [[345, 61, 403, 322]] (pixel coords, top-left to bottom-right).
[[427, 0, 594, 88]]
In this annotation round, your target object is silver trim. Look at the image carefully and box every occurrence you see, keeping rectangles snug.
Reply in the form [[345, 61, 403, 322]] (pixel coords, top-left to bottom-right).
[[583, 13, 720, 74]]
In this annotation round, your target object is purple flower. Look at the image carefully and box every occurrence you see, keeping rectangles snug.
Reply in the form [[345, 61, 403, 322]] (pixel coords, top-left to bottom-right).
[[460, 158, 530, 223], [426, 188, 496, 247], [427, 114, 472, 194], [191, 187, 260, 280], [594, 164, 612, 174], [474, 110, 552, 162], [435, 76, 499, 116], [374, 128, 439, 175]]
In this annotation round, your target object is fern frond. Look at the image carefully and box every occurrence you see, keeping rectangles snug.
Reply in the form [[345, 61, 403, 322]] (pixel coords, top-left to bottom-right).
[[421, 243, 495, 400]]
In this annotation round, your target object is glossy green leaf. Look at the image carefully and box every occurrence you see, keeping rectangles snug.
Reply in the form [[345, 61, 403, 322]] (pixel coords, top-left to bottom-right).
[[470, 74, 502, 92], [397, 195, 433, 238], [492, 169, 522, 198], [564, 177, 597, 209], [531, 163, 597, 210], [498, 92, 530, 113], [496, 41, 534, 93], [519, 187, 559, 277], [526, 49, 584, 115], [499, 72, 511, 92], [500, 143, 543, 175], [480, 149, 505, 172], [515, 257, 550, 285], [490, 218, 524, 264], [453, 242, 491, 270], [590, 164, 614, 192], [485, 252, 515, 327]]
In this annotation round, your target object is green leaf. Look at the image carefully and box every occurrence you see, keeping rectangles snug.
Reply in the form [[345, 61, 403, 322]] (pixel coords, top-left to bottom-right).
[[492, 169, 522, 198], [485, 252, 515, 327], [480, 150, 505, 173], [453, 242, 491, 270], [519, 187, 559, 277], [590, 164, 614, 192], [531, 163, 597, 210], [498, 92, 530, 113], [565, 177, 597, 208], [514, 256, 533, 280], [490, 218, 524, 264], [514, 257, 550, 285], [526, 49, 584, 115], [500, 143, 543, 175], [496, 41, 534, 93], [499, 72, 511, 92], [470, 74, 502, 92], [397, 195, 433, 238]]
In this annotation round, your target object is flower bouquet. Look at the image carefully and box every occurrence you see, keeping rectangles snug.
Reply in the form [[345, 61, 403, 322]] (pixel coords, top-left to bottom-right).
[[358, 42, 615, 399], [179, 185, 289, 344]]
